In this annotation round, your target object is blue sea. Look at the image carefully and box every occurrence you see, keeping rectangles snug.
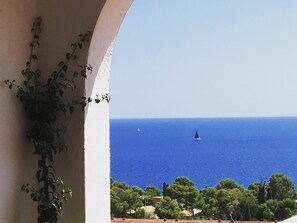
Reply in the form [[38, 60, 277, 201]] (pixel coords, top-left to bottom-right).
[[110, 117, 297, 190]]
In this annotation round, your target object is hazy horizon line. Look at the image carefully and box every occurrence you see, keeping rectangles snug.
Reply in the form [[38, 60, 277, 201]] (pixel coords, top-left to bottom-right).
[[110, 115, 297, 120]]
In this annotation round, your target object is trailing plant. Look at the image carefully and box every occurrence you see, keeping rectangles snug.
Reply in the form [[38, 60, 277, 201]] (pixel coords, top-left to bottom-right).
[[5, 17, 109, 222]]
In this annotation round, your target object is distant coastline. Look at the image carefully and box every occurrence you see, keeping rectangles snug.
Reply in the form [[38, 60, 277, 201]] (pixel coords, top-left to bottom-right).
[[110, 116, 297, 120]]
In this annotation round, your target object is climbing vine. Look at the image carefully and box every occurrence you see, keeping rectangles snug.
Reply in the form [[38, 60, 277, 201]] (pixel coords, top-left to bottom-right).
[[5, 17, 109, 222]]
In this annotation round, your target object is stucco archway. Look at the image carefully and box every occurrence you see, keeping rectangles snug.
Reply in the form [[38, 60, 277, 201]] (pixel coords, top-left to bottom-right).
[[85, 1, 133, 222]]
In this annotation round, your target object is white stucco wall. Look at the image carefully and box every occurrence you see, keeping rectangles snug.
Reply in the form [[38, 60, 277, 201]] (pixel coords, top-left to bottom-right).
[[85, 1, 133, 222], [0, 0, 132, 222], [0, 1, 37, 222], [281, 215, 297, 223]]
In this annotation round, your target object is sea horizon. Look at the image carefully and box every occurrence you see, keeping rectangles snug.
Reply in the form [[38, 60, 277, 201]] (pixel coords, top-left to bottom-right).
[[110, 115, 297, 120]]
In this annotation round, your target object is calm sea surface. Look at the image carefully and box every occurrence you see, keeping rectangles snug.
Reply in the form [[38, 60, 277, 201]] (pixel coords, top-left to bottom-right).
[[110, 117, 297, 190]]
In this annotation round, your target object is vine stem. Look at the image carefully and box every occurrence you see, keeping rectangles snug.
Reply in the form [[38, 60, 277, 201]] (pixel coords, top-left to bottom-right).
[[27, 19, 41, 72], [5, 80, 24, 91], [41, 155, 49, 195], [55, 40, 81, 78], [55, 33, 91, 81]]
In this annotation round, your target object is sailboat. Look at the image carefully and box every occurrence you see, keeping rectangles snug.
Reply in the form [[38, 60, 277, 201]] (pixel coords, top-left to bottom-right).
[[194, 131, 201, 141]]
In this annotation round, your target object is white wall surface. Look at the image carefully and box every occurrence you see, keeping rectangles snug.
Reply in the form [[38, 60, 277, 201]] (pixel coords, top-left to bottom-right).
[[0, 0, 37, 222], [281, 215, 297, 223]]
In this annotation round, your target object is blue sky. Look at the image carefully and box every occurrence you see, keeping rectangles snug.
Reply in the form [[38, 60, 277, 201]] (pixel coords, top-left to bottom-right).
[[110, 1, 297, 119]]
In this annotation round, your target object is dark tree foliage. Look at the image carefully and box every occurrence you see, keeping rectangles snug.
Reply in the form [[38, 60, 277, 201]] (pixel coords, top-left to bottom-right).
[[132, 186, 144, 196], [200, 187, 218, 219], [215, 179, 244, 191], [155, 196, 183, 219], [267, 173, 296, 200], [162, 182, 169, 198], [111, 174, 297, 221], [166, 177, 201, 217], [145, 185, 161, 197], [110, 181, 144, 218], [258, 181, 267, 205], [143, 185, 161, 206]]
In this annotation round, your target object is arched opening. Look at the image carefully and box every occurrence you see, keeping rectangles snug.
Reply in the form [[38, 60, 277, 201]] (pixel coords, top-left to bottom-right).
[[1, 0, 297, 222], [109, 1, 297, 221]]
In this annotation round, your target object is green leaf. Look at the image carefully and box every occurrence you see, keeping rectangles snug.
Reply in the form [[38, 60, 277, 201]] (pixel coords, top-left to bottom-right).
[[62, 65, 68, 73], [38, 205, 43, 214], [48, 165, 56, 174], [66, 53, 71, 59], [36, 170, 42, 182], [49, 182, 56, 193]]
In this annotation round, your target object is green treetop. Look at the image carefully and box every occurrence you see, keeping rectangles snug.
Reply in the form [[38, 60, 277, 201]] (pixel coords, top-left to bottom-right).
[[155, 196, 183, 219], [215, 179, 244, 191], [145, 185, 161, 197], [267, 173, 296, 200], [166, 177, 202, 217]]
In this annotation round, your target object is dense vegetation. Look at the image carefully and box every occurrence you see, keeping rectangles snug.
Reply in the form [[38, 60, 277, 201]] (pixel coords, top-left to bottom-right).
[[111, 173, 297, 221]]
